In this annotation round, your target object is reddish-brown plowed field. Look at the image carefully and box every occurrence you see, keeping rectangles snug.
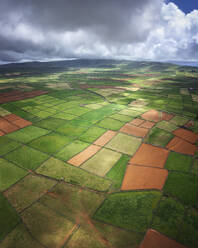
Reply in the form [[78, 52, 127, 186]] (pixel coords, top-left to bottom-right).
[[0, 90, 48, 104], [140, 229, 187, 248], [166, 136, 197, 155], [130, 143, 169, 168], [121, 164, 168, 191]]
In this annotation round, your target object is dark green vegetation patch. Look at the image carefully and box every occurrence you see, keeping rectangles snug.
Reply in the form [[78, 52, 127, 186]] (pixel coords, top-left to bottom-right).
[[94, 191, 161, 232], [164, 172, 198, 207], [144, 127, 173, 147], [152, 197, 185, 240], [165, 152, 192, 172], [0, 193, 20, 241], [4, 146, 49, 171]]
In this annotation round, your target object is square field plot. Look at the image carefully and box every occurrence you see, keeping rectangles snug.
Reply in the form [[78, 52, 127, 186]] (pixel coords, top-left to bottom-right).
[[110, 113, 133, 122], [36, 158, 112, 192], [21, 202, 75, 248], [0, 118, 19, 134], [55, 140, 89, 161], [97, 117, 125, 131], [94, 130, 116, 146], [164, 172, 198, 207], [121, 164, 168, 191], [130, 118, 145, 126], [6, 126, 50, 143], [144, 127, 173, 147], [56, 123, 87, 138], [120, 124, 149, 138], [4, 174, 56, 212], [65, 223, 142, 248], [130, 143, 169, 168], [39, 182, 105, 224], [165, 152, 192, 172], [94, 191, 161, 232], [81, 148, 121, 176], [173, 128, 198, 144], [156, 121, 177, 132], [140, 229, 186, 248], [53, 112, 76, 120], [29, 132, 73, 155], [4, 145, 50, 171], [68, 145, 101, 167], [0, 193, 20, 241], [0, 158, 27, 191], [166, 137, 197, 155], [141, 110, 162, 122], [106, 133, 142, 156], [151, 197, 185, 240], [119, 108, 141, 117], [34, 117, 67, 130], [79, 126, 106, 143], [0, 224, 44, 248], [0, 137, 21, 156], [170, 116, 188, 126], [140, 120, 155, 129]]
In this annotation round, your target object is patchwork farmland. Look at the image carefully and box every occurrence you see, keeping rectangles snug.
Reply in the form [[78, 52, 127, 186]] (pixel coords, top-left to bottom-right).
[[0, 59, 198, 247]]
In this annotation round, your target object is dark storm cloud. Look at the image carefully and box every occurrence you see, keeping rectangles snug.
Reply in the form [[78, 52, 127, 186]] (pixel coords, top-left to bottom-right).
[[1, 0, 161, 42], [0, 0, 197, 62]]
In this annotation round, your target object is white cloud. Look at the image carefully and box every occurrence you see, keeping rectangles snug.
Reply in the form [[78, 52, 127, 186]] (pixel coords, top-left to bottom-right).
[[0, 0, 198, 62]]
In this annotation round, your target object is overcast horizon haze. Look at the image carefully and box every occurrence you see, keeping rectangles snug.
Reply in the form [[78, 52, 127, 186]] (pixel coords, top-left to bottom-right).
[[0, 0, 198, 64]]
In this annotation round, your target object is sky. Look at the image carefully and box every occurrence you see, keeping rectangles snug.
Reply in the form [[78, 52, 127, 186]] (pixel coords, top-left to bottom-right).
[[167, 0, 198, 14], [0, 0, 198, 64]]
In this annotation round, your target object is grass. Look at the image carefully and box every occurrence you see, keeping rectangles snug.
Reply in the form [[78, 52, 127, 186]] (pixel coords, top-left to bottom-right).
[[21, 202, 74, 248], [4, 146, 50, 171], [94, 191, 161, 232], [97, 117, 124, 131], [29, 132, 73, 154], [191, 159, 198, 174], [55, 140, 89, 161], [106, 154, 130, 189], [6, 126, 50, 143], [156, 120, 177, 132], [79, 126, 106, 143], [178, 208, 198, 248], [81, 148, 121, 177], [152, 197, 185, 240], [0, 224, 44, 248], [65, 220, 142, 248], [34, 117, 66, 130], [165, 152, 192, 172], [0, 139, 21, 156], [64, 106, 91, 116], [118, 109, 140, 118], [36, 157, 112, 191], [52, 112, 76, 120], [106, 133, 141, 155], [144, 127, 173, 147], [0, 158, 27, 191], [56, 123, 88, 137], [40, 182, 105, 224], [5, 174, 56, 212], [0, 193, 20, 241], [164, 172, 198, 206], [110, 113, 133, 122], [170, 115, 189, 126]]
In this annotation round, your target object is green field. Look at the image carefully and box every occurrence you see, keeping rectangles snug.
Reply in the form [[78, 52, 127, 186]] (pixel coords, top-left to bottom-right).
[[0, 59, 198, 247]]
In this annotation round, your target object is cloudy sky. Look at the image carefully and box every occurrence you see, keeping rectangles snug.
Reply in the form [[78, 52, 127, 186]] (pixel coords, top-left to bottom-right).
[[0, 0, 198, 63]]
